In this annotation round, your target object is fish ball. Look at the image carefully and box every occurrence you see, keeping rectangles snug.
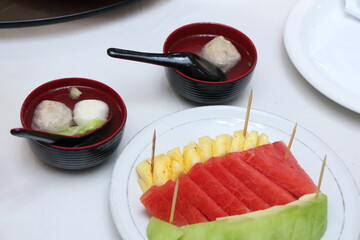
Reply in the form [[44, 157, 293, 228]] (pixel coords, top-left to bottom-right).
[[32, 100, 73, 133], [201, 36, 241, 73], [73, 99, 109, 126]]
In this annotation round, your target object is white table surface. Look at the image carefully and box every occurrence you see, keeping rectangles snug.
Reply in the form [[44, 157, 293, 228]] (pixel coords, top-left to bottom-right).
[[1, 0, 359, 239]]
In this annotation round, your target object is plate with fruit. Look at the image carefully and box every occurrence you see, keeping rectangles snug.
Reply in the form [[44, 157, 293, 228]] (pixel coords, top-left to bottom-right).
[[109, 105, 360, 240]]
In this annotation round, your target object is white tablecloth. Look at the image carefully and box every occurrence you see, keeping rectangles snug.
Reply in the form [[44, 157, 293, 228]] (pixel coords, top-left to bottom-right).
[[1, 0, 359, 239]]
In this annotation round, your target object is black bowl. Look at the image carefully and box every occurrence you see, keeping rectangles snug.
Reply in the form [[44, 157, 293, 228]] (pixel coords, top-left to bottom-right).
[[163, 22, 257, 104], [20, 78, 127, 170]]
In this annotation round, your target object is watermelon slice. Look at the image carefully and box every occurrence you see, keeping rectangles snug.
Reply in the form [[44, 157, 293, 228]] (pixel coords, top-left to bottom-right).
[[160, 180, 209, 224], [273, 141, 317, 191], [140, 142, 320, 227], [205, 156, 270, 211], [178, 175, 228, 221], [244, 142, 317, 198], [187, 163, 250, 215], [140, 185, 188, 226], [221, 151, 296, 206]]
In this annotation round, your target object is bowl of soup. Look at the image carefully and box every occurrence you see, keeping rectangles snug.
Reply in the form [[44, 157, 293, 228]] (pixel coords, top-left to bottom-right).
[[19, 77, 127, 170], [163, 22, 257, 104]]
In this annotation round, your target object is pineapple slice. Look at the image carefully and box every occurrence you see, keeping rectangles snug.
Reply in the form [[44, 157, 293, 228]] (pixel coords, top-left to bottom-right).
[[153, 154, 172, 186], [136, 129, 271, 191], [183, 141, 201, 173], [243, 130, 259, 150], [167, 147, 185, 181], [136, 158, 153, 190], [212, 134, 232, 157], [258, 133, 270, 146], [197, 136, 214, 163], [138, 178, 152, 193], [229, 130, 246, 152]]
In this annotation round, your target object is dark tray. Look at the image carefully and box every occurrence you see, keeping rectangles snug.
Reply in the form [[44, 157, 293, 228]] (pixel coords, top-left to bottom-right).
[[0, 0, 139, 28]]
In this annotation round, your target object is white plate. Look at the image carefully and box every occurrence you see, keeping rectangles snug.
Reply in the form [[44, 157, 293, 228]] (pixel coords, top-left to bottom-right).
[[284, 0, 360, 113], [109, 106, 360, 240]]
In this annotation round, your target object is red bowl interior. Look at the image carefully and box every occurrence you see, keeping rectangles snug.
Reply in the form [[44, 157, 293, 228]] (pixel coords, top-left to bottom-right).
[[20, 78, 127, 150], [163, 22, 257, 84]]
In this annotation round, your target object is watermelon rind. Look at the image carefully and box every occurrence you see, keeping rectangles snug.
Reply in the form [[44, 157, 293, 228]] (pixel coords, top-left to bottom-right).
[[146, 193, 327, 240], [146, 217, 184, 240]]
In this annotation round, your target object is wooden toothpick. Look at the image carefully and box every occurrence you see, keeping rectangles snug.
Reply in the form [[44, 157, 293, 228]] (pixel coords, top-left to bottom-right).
[[150, 130, 156, 173], [169, 179, 179, 224], [285, 123, 297, 159], [316, 155, 327, 199], [243, 89, 253, 137]]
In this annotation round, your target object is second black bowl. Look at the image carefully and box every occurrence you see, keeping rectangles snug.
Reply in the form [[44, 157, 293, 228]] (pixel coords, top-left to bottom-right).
[[163, 22, 257, 104]]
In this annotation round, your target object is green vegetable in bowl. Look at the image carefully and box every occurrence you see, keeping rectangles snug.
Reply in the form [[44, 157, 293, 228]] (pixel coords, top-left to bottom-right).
[[55, 118, 105, 136], [69, 87, 83, 99]]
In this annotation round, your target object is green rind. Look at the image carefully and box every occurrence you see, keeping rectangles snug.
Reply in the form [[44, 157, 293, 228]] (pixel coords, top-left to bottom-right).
[[147, 193, 328, 240], [147, 217, 184, 240], [289, 193, 328, 240], [311, 193, 328, 240], [179, 204, 299, 240], [290, 194, 317, 240]]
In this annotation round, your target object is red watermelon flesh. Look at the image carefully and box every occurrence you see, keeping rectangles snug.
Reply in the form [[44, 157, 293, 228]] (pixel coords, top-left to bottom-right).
[[272, 141, 301, 166], [221, 151, 296, 206], [205, 156, 270, 211], [187, 163, 250, 216], [140, 185, 188, 226], [179, 175, 228, 221], [245, 142, 317, 198], [160, 180, 209, 224], [273, 141, 317, 191]]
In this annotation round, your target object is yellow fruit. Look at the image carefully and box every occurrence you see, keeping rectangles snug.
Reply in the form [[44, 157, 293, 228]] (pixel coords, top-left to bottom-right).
[[230, 130, 246, 152], [136, 129, 271, 192], [212, 134, 232, 157], [197, 136, 214, 163], [136, 158, 153, 188], [138, 178, 151, 192], [258, 133, 270, 146], [153, 154, 172, 186], [167, 147, 185, 181], [243, 130, 259, 150], [183, 141, 201, 172]]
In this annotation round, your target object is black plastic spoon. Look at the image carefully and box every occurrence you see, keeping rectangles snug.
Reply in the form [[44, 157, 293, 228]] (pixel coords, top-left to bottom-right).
[[107, 48, 226, 82], [10, 114, 113, 147]]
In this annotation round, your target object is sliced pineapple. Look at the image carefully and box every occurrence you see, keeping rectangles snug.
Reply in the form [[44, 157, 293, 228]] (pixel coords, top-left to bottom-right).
[[212, 134, 232, 157], [197, 136, 214, 163], [167, 147, 185, 181], [138, 178, 152, 193], [243, 130, 259, 150], [136, 158, 153, 189], [258, 133, 270, 146], [136, 129, 271, 192], [229, 130, 246, 152], [183, 141, 201, 173], [153, 154, 172, 186]]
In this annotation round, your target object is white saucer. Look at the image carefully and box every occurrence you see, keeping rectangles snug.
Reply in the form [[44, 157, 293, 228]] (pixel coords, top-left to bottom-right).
[[284, 0, 360, 113]]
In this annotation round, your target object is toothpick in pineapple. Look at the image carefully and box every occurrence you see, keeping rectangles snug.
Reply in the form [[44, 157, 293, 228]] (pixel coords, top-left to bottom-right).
[[151, 129, 156, 173], [243, 89, 253, 137]]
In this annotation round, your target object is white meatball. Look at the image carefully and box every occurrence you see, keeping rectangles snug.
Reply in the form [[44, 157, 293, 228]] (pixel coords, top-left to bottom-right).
[[32, 100, 73, 133], [201, 36, 241, 73], [73, 99, 109, 126]]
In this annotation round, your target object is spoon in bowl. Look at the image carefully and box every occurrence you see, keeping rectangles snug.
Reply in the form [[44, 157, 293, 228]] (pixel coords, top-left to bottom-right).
[[107, 48, 226, 82], [10, 114, 113, 147]]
